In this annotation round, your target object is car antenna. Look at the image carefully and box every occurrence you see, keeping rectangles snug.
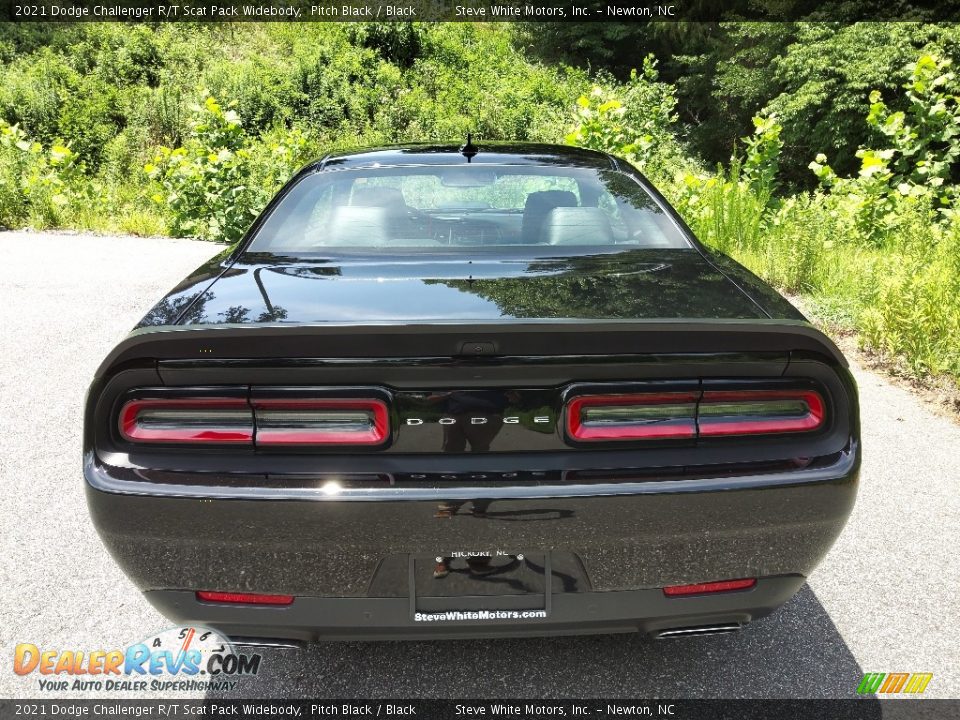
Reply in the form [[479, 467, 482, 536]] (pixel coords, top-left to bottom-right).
[[460, 133, 478, 163]]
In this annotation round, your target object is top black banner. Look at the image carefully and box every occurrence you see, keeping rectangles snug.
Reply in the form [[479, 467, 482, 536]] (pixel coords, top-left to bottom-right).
[[5, 0, 960, 23]]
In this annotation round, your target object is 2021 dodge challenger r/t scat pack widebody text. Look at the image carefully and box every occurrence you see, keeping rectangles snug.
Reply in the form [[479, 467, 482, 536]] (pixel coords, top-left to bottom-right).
[[85, 142, 859, 642]]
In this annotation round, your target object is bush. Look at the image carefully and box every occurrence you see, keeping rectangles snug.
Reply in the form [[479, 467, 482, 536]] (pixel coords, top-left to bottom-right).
[[857, 218, 960, 377], [565, 56, 684, 182], [667, 115, 783, 254], [0, 120, 81, 228], [347, 22, 425, 68], [808, 54, 960, 240], [0, 23, 585, 237], [867, 54, 960, 212], [146, 96, 313, 242]]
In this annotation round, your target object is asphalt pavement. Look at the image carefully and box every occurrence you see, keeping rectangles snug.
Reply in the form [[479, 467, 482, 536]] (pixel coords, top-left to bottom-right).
[[1, 231, 957, 700]]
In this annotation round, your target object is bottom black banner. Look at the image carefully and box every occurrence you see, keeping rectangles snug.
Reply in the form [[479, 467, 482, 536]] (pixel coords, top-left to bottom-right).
[[2, 699, 957, 720]]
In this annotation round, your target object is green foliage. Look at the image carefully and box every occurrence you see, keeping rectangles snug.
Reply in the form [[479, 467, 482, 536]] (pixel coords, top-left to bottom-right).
[[0, 119, 81, 228], [866, 54, 960, 210], [565, 57, 684, 181], [147, 96, 313, 242], [808, 54, 960, 241], [575, 21, 960, 186], [534, 21, 955, 184], [808, 148, 903, 244], [710, 179, 960, 378], [665, 115, 783, 254], [857, 224, 960, 377], [673, 22, 796, 168], [741, 114, 783, 195], [0, 23, 587, 236], [347, 22, 424, 68], [672, 159, 771, 256], [763, 23, 960, 186]]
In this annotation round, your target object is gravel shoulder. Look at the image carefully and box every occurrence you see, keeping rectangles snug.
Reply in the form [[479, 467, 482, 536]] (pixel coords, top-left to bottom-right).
[[1, 231, 956, 700]]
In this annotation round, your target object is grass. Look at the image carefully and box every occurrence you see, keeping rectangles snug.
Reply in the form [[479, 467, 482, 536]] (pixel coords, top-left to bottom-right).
[[679, 180, 960, 382]]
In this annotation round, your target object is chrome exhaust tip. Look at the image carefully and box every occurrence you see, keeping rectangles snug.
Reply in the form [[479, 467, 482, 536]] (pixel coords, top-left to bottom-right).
[[654, 623, 742, 639]]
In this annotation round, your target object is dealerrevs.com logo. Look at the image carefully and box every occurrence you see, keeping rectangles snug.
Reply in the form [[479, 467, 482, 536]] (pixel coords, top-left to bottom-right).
[[13, 627, 261, 693]]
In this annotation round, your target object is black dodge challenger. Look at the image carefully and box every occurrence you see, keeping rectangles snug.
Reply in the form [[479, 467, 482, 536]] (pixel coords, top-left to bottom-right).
[[85, 142, 859, 643]]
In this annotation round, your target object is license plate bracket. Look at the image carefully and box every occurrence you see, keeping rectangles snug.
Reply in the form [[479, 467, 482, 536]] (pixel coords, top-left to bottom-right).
[[409, 551, 551, 617]]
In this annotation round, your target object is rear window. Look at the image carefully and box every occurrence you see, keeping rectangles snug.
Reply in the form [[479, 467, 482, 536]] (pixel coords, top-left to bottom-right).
[[248, 165, 690, 252]]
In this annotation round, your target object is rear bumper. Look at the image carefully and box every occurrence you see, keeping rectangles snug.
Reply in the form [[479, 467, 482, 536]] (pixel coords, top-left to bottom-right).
[[144, 576, 807, 642], [85, 444, 858, 640]]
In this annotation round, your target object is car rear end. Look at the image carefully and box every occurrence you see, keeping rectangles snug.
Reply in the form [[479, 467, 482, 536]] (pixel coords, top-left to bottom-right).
[[84, 319, 859, 642]]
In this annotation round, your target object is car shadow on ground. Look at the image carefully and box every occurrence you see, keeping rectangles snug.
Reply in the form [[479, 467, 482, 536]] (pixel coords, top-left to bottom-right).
[[204, 584, 868, 699]]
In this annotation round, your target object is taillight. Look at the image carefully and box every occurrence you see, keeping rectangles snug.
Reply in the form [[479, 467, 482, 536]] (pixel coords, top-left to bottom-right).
[[118, 398, 253, 444], [663, 578, 757, 596], [196, 591, 294, 606], [565, 387, 826, 442], [253, 398, 389, 446], [566, 393, 697, 441], [698, 390, 824, 436], [118, 393, 390, 447]]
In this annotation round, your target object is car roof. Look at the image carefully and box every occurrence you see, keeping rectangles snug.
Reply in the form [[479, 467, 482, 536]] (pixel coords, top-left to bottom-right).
[[314, 142, 620, 171]]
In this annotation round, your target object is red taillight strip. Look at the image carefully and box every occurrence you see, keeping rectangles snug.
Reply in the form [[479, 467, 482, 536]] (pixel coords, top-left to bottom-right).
[[118, 398, 253, 444], [119, 395, 391, 447], [196, 591, 294, 606], [566, 393, 698, 441], [663, 578, 756, 597], [565, 388, 826, 442], [252, 398, 390, 446], [698, 390, 824, 437]]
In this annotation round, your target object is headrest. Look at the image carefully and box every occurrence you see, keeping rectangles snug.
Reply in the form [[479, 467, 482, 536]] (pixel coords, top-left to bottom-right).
[[630, 213, 676, 247], [325, 206, 390, 246], [544, 207, 614, 245], [523, 190, 578, 214], [351, 187, 407, 209]]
